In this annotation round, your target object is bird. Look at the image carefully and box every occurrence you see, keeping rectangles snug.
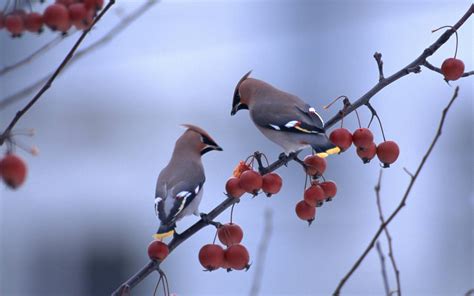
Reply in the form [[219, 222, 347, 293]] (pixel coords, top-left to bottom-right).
[[230, 71, 340, 158], [153, 124, 222, 240]]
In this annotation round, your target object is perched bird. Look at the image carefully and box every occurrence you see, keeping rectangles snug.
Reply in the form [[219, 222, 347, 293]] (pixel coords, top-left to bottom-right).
[[231, 71, 339, 157], [153, 124, 222, 240]]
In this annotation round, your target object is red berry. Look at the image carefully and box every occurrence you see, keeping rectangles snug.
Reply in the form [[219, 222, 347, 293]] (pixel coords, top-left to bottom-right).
[[0, 154, 27, 189], [224, 244, 250, 270], [356, 142, 377, 163], [304, 184, 325, 207], [261, 173, 282, 196], [147, 240, 169, 261], [303, 155, 326, 176], [68, 3, 87, 22], [441, 58, 465, 81], [238, 170, 262, 194], [225, 177, 245, 198], [352, 128, 374, 149], [73, 8, 94, 30], [218, 223, 243, 247], [24, 12, 43, 33], [295, 200, 316, 224], [329, 128, 352, 151], [44, 4, 71, 32], [4, 14, 24, 36], [376, 141, 400, 167], [198, 244, 225, 271], [319, 181, 337, 200], [84, 0, 104, 11]]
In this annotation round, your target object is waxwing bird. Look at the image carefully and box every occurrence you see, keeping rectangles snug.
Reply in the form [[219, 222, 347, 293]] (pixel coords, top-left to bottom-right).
[[231, 71, 340, 157], [153, 124, 222, 240]]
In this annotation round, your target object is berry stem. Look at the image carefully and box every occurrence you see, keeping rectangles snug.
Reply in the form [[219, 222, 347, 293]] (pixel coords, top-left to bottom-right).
[[432, 25, 459, 58], [230, 203, 235, 224], [354, 109, 362, 128], [152, 274, 163, 296], [366, 103, 386, 142]]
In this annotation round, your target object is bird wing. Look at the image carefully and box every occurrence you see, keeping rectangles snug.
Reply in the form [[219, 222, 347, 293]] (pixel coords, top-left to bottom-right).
[[251, 100, 325, 134], [155, 162, 205, 225]]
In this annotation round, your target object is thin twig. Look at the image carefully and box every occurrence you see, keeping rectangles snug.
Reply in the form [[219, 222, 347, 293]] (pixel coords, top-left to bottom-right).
[[0, 0, 117, 145], [374, 52, 385, 82], [323, 4, 473, 130], [375, 241, 391, 296], [333, 86, 460, 295], [423, 60, 474, 78], [249, 208, 274, 296], [0, 34, 74, 77], [0, 0, 159, 111], [465, 288, 474, 296], [375, 170, 401, 296]]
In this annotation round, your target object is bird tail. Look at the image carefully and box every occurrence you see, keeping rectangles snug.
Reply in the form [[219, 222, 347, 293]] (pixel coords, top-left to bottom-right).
[[309, 134, 340, 158], [153, 224, 175, 240]]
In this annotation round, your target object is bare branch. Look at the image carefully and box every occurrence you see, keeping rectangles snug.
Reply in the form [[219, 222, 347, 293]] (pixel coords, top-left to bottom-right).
[[0, 0, 118, 146], [0, 0, 159, 111], [375, 170, 401, 296], [465, 288, 474, 296], [374, 52, 385, 82], [324, 4, 473, 130], [333, 86, 460, 295], [423, 60, 474, 78], [249, 208, 274, 296], [375, 241, 390, 296], [0, 34, 74, 77]]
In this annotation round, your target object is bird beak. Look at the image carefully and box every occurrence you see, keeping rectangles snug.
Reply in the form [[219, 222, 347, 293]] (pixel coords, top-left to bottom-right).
[[215, 146, 223, 151]]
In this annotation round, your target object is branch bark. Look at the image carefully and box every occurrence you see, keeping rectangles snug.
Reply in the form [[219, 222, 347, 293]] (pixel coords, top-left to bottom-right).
[[323, 4, 473, 130], [333, 86, 460, 295]]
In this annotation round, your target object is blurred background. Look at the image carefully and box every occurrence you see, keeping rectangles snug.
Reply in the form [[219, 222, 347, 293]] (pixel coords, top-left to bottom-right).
[[0, 0, 473, 295]]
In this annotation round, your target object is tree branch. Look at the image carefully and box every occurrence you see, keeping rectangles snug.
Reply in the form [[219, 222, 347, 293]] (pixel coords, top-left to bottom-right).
[[0, 0, 118, 146], [323, 4, 473, 130], [0, 0, 159, 111], [333, 86, 460, 295], [375, 170, 401, 296], [375, 241, 390, 296]]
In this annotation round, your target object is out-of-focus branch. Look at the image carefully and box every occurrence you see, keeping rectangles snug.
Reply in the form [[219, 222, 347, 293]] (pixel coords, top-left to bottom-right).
[[249, 208, 274, 296], [0, 0, 159, 111], [375, 241, 390, 296], [324, 4, 473, 130], [423, 60, 474, 78], [0, 0, 118, 146], [375, 170, 401, 296], [333, 86, 460, 295], [465, 288, 474, 296], [0, 34, 74, 77]]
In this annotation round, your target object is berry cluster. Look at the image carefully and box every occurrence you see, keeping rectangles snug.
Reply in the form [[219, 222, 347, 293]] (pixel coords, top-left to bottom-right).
[[225, 160, 283, 198], [0, 153, 27, 189], [330, 127, 400, 167], [199, 223, 250, 272], [0, 0, 103, 37], [295, 155, 338, 224]]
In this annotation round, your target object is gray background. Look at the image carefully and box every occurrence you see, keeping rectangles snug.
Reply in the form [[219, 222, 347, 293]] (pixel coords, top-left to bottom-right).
[[0, 0, 473, 295]]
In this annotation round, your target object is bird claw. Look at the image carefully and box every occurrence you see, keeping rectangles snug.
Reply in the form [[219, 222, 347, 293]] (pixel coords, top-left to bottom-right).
[[200, 213, 221, 228]]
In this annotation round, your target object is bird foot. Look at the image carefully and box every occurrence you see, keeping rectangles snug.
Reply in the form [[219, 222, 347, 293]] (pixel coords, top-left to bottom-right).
[[200, 213, 221, 228]]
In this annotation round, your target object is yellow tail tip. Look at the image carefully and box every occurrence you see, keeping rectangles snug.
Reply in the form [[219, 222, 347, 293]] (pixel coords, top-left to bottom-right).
[[316, 147, 341, 158], [153, 230, 174, 240]]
